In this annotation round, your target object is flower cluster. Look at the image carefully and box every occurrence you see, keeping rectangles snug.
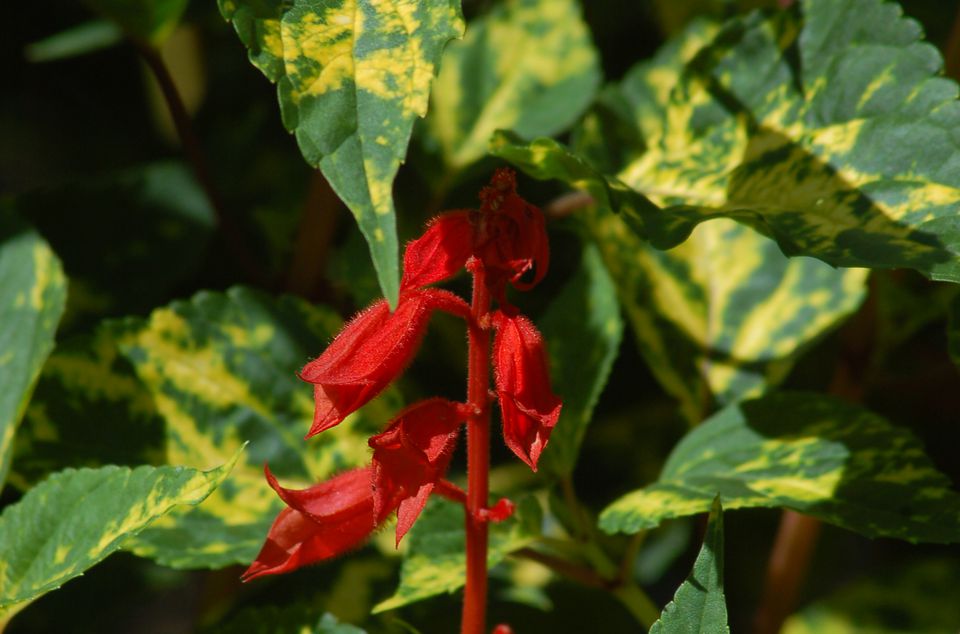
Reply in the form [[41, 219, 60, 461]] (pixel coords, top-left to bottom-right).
[[244, 169, 561, 581]]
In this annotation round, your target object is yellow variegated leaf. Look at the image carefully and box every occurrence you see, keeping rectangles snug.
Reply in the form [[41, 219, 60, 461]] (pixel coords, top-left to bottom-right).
[[588, 213, 866, 422], [599, 393, 960, 543], [426, 0, 600, 171], [373, 496, 541, 612], [0, 213, 66, 489], [0, 456, 238, 625], [497, 1, 960, 285], [219, 0, 465, 305], [112, 287, 399, 568]]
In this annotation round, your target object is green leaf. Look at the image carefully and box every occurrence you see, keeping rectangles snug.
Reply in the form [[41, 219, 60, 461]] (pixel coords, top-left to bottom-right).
[[82, 0, 188, 43], [783, 559, 960, 634], [373, 496, 541, 612], [15, 162, 215, 328], [649, 497, 729, 634], [497, 1, 960, 284], [24, 20, 123, 63], [10, 329, 165, 491], [599, 392, 960, 542], [0, 456, 239, 623], [425, 0, 600, 170], [0, 213, 67, 489], [114, 287, 396, 568], [540, 243, 623, 476], [218, 0, 466, 306], [591, 215, 867, 422]]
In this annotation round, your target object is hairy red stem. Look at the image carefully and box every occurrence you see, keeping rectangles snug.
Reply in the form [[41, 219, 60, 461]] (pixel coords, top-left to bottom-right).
[[462, 261, 492, 634]]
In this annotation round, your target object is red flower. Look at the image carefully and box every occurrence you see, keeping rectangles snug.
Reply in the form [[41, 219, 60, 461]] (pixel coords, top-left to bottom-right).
[[369, 398, 466, 543], [474, 169, 550, 293], [492, 312, 562, 470], [401, 211, 474, 291], [299, 288, 469, 438], [242, 467, 384, 581], [399, 169, 549, 297]]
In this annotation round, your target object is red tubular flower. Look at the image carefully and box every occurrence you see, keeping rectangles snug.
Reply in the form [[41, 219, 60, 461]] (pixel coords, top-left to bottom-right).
[[401, 211, 474, 291], [473, 168, 550, 293], [492, 312, 562, 471], [300, 288, 470, 438], [369, 398, 465, 543], [242, 466, 383, 581]]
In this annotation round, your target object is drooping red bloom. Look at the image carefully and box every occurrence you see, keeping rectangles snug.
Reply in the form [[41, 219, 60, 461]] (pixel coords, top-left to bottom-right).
[[242, 466, 385, 581], [399, 168, 549, 297], [401, 211, 474, 291], [492, 312, 562, 471], [299, 288, 470, 438], [369, 398, 466, 543]]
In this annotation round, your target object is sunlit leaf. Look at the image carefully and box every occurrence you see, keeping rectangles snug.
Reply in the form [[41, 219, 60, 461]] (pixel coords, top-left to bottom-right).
[[540, 243, 623, 476], [115, 287, 397, 568], [218, 0, 466, 305], [372, 496, 541, 612], [649, 497, 729, 634], [425, 0, 600, 171], [496, 0, 960, 284], [0, 213, 66, 489], [0, 456, 238, 624], [600, 392, 960, 542]]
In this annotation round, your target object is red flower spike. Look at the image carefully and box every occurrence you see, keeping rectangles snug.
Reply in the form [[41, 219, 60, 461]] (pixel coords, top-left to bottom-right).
[[492, 312, 562, 471], [242, 467, 381, 581], [474, 168, 550, 293], [369, 398, 465, 544], [300, 288, 470, 437], [401, 211, 474, 291], [492, 625, 515, 634]]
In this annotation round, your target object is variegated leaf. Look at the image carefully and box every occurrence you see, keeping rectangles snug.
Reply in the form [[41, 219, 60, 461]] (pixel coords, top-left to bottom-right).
[[496, 0, 960, 284], [650, 497, 729, 634], [0, 213, 66, 489], [425, 0, 600, 171], [588, 215, 867, 422], [82, 0, 188, 43], [0, 456, 238, 625], [373, 496, 541, 612], [114, 287, 398, 568], [599, 392, 960, 543], [10, 329, 165, 491], [219, 0, 465, 305], [540, 243, 623, 476], [497, 19, 868, 421]]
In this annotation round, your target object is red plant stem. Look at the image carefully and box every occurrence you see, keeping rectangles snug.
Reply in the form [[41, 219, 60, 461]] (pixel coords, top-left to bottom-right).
[[462, 261, 492, 634]]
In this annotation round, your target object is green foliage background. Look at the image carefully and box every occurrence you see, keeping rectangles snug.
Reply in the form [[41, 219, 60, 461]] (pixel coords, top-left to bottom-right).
[[3, 0, 960, 632]]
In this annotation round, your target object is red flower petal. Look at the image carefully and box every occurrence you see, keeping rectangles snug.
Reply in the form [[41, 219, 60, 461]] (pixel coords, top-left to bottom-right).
[[492, 312, 562, 470], [300, 288, 469, 437], [474, 169, 550, 293], [369, 398, 465, 544], [242, 467, 379, 581], [401, 211, 474, 291]]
